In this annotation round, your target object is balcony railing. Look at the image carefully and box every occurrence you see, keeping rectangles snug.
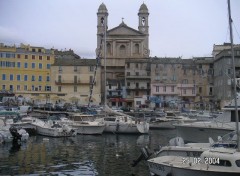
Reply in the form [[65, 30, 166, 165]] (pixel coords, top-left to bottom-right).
[[55, 80, 95, 85]]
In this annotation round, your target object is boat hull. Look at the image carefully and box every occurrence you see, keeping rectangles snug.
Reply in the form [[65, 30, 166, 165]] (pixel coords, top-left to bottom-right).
[[175, 124, 233, 143], [104, 122, 149, 134], [72, 125, 105, 135], [148, 161, 240, 176]]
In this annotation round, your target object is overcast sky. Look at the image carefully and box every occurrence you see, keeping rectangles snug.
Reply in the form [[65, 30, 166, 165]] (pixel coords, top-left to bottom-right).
[[0, 0, 239, 59]]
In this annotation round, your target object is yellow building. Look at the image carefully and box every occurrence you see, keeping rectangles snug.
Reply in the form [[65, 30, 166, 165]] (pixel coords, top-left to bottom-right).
[[0, 43, 54, 102], [50, 58, 101, 105]]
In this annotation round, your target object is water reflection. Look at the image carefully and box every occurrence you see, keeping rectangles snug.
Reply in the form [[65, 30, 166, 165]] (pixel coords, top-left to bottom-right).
[[0, 130, 177, 176]]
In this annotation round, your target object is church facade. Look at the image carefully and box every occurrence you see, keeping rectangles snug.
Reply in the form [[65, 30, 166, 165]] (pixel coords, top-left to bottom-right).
[[96, 3, 150, 107]]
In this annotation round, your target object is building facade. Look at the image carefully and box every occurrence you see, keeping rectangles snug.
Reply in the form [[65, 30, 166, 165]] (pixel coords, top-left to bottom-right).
[[0, 43, 54, 102], [96, 3, 150, 106], [50, 58, 101, 105]]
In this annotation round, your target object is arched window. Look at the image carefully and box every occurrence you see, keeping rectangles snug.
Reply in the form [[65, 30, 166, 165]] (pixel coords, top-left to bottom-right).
[[134, 44, 140, 54], [120, 45, 126, 56], [107, 43, 111, 55], [142, 17, 145, 26]]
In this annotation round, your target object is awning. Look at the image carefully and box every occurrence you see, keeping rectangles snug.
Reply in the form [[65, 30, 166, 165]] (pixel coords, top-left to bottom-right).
[[109, 98, 126, 102]]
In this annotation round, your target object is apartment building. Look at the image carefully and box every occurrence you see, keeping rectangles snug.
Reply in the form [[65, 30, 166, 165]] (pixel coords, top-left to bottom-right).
[[51, 58, 101, 105], [0, 43, 54, 102], [125, 59, 151, 108]]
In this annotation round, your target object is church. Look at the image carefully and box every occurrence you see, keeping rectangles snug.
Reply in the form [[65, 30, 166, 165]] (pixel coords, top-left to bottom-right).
[[97, 3, 151, 107]]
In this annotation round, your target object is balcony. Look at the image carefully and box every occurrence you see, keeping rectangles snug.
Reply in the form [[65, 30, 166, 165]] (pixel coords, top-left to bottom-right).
[[55, 80, 95, 85], [126, 86, 150, 90], [126, 74, 151, 79], [107, 95, 122, 99]]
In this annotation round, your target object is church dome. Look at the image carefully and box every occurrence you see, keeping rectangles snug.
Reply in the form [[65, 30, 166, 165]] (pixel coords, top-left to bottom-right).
[[139, 3, 148, 13], [98, 3, 108, 13]]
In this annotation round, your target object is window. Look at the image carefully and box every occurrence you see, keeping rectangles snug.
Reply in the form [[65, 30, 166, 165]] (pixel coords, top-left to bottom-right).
[[163, 86, 166, 92], [58, 75, 62, 82], [9, 85, 13, 91], [90, 76, 93, 84], [17, 54, 20, 58], [134, 44, 140, 54], [58, 86, 62, 92], [24, 85, 27, 91], [10, 74, 14, 81], [127, 72, 130, 76], [32, 55, 35, 59], [47, 64, 51, 69], [74, 86, 77, 92], [2, 85, 6, 90], [45, 86, 51, 91], [171, 86, 174, 92], [25, 55, 28, 59], [59, 66, 62, 72], [119, 45, 126, 56], [199, 87, 202, 94], [136, 101, 141, 105], [136, 72, 139, 76], [32, 63, 35, 69], [17, 85, 20, 91], [127, 63, 130, 68], [38, 49, 41, 52], [17, 75, 21, 81], [32, 85, 35, 91], [38, 76, 42, 81], [17, 62, 21, 68], [24, 63, 28, 68], [136, 63, 139, 68], [109, 84, 112, 89], [32, 75, 35, 81], [107, 43, 111, 55], [183, 89, 186, 94], [127, 82, 130, 87], [136, 83, 139, 88], [192, 88, 195, 94], [135, 91, 139, 96], [47, 56, 50, 60], [89, 66, 94, 72], [24, 75, 28, 81], [32, 49, 36, 52], [39, 86, 42, 91], [2, 74, 6, 80], [46, 76, 50, 82], [39, 63, 42, 69], [39, 56, 43, 60], [156, 86, 159, 92], [74, 75, 77, 83], [74, 66, 77, 72], [184, 69, 187, 75], [182, 79, 188, 84]]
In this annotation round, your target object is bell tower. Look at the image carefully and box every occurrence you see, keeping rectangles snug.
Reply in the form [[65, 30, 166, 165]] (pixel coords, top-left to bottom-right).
[[96, 3, 108, 55], [138, 3, 149, 54]]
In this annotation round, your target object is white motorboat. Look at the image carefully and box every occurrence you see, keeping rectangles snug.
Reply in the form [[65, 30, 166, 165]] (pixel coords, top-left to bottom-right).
[[103, 105, 149, 134], [31, 118, 76, 137], [148, 147, 240, 176], [104, 115, 149, 134], [174, 98, 240, 142], [59, 113, 105, 135], [149, 111, 196, 129], [187, 110, 215, 121]]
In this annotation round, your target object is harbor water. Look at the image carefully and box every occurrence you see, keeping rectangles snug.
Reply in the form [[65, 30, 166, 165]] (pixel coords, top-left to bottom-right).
[[0, 129, 176, 176]]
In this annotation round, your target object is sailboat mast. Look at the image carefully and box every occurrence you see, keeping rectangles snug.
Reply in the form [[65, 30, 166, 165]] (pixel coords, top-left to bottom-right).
[[227, 0, 240, 151], [104, 15, 107, 107]]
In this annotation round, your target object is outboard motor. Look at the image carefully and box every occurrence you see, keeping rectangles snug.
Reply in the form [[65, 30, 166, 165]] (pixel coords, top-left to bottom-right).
[[9, 126, 22, 143], [131, 147, 152, 167]]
